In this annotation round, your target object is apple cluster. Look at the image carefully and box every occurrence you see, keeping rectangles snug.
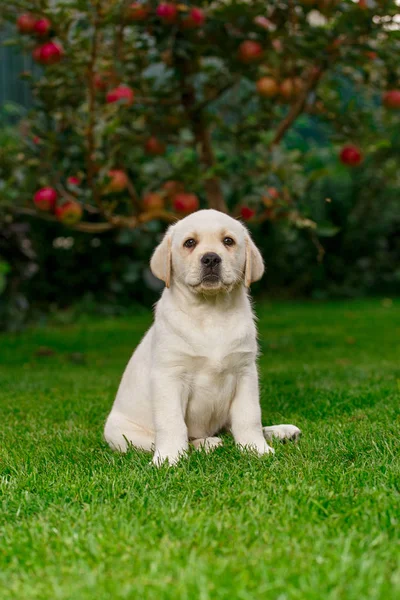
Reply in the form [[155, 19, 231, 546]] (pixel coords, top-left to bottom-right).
[[17, 13, 63, 65], [105, 172, 200, 214], [12, 1, 400, 231], [33, 187, 83, 226]]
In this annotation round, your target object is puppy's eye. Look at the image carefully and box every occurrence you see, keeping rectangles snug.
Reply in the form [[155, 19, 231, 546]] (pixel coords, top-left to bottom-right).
[[223, 237, 235, 247], [184, 238, 197, 249]]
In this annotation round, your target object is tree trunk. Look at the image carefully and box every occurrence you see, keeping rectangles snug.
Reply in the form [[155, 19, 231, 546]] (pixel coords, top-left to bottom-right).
[[197, 127, 227, 213], [180, 66, 228, 213]]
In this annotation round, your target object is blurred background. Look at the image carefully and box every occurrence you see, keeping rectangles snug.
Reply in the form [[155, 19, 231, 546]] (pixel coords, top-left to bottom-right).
[[1, 0, 399, 330]]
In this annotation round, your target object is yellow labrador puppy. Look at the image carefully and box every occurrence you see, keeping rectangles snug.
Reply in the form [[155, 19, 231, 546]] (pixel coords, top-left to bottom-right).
[[104, 209, 300, 465]]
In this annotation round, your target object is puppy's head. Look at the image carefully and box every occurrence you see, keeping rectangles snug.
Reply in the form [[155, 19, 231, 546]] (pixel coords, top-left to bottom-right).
[[150, 209, 264, 294]]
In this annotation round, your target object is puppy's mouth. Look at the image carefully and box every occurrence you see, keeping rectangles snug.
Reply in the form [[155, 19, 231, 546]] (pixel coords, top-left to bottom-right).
[[188, 267, 236, 293], [201, 273, 221, 285]]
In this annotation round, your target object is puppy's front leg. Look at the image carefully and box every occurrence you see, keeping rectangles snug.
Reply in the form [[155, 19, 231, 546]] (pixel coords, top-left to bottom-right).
[[230, 365, 274, 456], [151, 371, 188, 466]]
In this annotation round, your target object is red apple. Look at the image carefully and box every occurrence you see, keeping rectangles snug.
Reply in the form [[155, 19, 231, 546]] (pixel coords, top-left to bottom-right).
[[182, 7, 206, 28], [263, 187, 280, 207], [33, 187, 57, 211], [93, 73, 108, 91], [145, 136, 166, 155], [272, 39, 283, 53], [55, 201, 83, 226], [280, 78, 303, 100], [173, 193, 199, 214], [156, 3, 178, 23], [17, 13, 37, 34], [143, 192, 165, 211], [127, 3, 150, 21], [67, 176, 81, 186], [254, 16, 273, 30], [383, 90, 400, 110], [240, 206, 256, 221], [162, 180, 184, 197], [339, 145, 363, 167], [34, 17, 51, 37], [267, 187, 280, 200], [238, 41, 263, 63], [33, 41, 63, 65], [106, 85, 135, 106], [104, 170, 129, 193], [256, 77, 279, 98], [33, 136, 41, 144]]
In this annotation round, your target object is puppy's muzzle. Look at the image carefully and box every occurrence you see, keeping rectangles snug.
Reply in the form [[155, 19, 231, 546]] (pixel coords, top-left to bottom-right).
[[201, 252, 222, 282]]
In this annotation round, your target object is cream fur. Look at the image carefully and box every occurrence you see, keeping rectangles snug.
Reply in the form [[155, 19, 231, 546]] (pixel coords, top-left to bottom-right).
[[104, 209, 300, 465]]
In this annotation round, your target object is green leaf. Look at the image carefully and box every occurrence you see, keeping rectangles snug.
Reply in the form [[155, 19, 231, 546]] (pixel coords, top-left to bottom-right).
[[316, 224, 341, 238], [0, 260, 10, 295]]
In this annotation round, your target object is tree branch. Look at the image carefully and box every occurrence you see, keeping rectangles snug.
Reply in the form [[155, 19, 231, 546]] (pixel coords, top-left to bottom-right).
[[270, 66, 323, 149], [14, 207, 178, 233], [177, 57, 228, 213], [195, 79, 238, 113], [114, 21, 125, 64], [86, 7, 105, 216], [13, 208, 114, 232], [125, 176, 142, 212]]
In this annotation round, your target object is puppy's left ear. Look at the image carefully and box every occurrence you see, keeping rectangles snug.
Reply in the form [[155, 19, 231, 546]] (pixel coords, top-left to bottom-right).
[[150, 228, 172, 288], [245, 235, 264, 287]]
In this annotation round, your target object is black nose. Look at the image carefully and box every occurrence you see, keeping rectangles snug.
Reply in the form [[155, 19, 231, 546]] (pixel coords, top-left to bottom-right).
[[201, 252, 222, 268]]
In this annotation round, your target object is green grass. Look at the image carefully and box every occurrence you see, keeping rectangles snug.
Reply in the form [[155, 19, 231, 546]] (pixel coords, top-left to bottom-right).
[[0, 299, 399, 600]]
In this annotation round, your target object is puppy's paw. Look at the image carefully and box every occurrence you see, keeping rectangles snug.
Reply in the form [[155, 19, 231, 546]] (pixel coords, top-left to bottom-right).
[[152, 449, 182, 467], [256, 440, 275, 456], [237, 439, 275, 456], [191, 436, 223, 452], [263, 424, 302, 443]]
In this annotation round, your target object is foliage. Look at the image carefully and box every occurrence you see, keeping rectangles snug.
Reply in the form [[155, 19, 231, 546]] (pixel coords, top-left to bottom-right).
[[2, 0, 400, 226], [255, 119, 400, 297], [0, 300, 399, 599], [0, 107, 41, 330], [1, 120, 400, 329], [1, 1, 400, 326]]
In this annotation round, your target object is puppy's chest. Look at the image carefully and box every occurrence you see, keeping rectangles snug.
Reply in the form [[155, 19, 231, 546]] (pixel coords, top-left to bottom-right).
[[183, 316, 256, 372], [185, 342, 255, 376], [179, 319, 256, 437], [184, 341, 254, 430], [186, 366, 238, 438]]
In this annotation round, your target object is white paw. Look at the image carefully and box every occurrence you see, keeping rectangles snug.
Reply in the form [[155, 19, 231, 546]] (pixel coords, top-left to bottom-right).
[[237, 439, 275, 456], [257, 440, 275, 455], [263, 424, 302, 443], [191, 437, 223, 452], [151, 449, 182, 467]]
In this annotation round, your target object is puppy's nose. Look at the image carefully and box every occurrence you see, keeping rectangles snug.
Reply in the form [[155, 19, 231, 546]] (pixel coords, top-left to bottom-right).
[[201, 252, 222, 268]]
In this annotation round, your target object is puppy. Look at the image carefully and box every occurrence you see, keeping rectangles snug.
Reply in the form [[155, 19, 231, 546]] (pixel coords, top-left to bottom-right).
[[104, 209, 300, 465]]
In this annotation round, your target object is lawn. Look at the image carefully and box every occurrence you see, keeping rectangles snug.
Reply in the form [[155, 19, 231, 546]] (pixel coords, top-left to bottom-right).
[[0, 299, 399, 600]]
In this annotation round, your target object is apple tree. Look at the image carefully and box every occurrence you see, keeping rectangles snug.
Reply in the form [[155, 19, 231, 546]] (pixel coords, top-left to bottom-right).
[[2, 0, 400, 243]]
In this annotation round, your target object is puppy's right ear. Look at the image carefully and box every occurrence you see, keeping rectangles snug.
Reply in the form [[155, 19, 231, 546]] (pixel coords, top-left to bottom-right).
[[150, 228, 172, 288]]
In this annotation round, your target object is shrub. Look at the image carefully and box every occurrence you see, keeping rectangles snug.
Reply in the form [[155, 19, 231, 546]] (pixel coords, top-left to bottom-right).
[[2, 0, 399, 225]]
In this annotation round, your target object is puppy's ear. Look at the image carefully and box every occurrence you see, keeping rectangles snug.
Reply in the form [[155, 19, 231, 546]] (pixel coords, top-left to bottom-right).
[[245, 235, 264, 287], [150, 229, 172, 288]]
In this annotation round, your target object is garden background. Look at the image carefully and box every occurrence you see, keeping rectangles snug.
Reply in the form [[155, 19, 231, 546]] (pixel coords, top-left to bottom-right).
[[0, 2, 399, 599], [1, 0, 399, 329]]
